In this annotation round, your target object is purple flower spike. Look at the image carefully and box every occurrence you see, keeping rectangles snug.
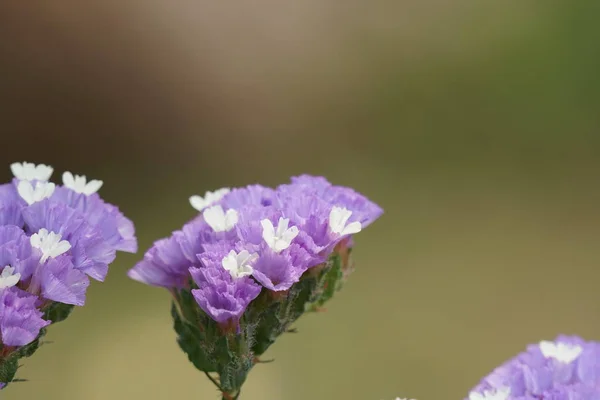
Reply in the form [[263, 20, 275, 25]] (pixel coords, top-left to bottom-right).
[[129, 174, 381, 398], [0, 287, 50, 347], [466, 335, 600, 400], [191, 248, 262, 324]]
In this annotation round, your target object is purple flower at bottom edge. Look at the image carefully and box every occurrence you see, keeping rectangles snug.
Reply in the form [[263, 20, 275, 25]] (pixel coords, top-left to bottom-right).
[[466, 335, 600, 400], [0, 287, 49, 347], [190, 252, 261, 324]]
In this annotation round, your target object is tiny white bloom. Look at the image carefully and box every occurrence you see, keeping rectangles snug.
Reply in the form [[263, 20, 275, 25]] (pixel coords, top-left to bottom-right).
[[328, 206, 362, 236], [30, 228, 71, 263], [17, 180, 56, 205], [203, 205, 238, 232], [62, 171, 103, 195], [0, 266, 21, 289], [261, 217, 299, 253], [189, 187, 231, 212], [10, 162, 54, 181], [221, 250, 258, 279], [539, 340, 583, 363], [469, 387, 510, 400]]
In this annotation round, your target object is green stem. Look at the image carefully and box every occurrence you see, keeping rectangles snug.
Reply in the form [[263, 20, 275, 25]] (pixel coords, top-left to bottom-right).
[[221, 389, 241, 400], [203, 371, 222, 391]]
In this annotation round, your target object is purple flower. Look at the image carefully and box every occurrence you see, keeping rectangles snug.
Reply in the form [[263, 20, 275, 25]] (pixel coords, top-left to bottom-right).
[[51, 186, 137, 253], [35, 256, 90, 306], [128, 217, 238, 288], [22, 200, 114, 281], [0, 287, 49, 347], [190, 248, 262, 324], [0, 162, 137, 327], [252, 244, 319, 291], [466, 335, 600, 400], [129, 174, 382, 324]]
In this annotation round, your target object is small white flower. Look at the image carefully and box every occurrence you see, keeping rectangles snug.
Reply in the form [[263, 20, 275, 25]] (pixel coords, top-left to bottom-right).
[[17, 180, 56, 205], [203, 205, 238, 232], [62, 171, 103, 195], [539, 340, 583, 363], [328, 206, 362, 236], [0, 266, 21, 289], [189, 188, 231, 212], [10, 162, 53, 181], [469, 387, 510, 400], [221, 250, 258, 279], [30, 228, 71, 263], [261, 217, 299, 253]]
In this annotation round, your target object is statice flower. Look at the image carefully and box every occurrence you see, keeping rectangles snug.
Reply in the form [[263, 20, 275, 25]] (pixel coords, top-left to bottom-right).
[[466, 335, 600, 400], [0, 162, 137, 389], [128, 175, 382, 399]]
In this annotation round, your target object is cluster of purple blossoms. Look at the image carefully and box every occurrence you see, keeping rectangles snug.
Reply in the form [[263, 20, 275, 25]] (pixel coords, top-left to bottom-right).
[[0, 162, 136, 382], [466, 335, 600, 400], [128, 175, 383, 327]]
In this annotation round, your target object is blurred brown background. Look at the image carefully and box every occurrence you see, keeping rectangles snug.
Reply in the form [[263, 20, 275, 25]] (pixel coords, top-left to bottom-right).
[[1, 1, 600, 399]]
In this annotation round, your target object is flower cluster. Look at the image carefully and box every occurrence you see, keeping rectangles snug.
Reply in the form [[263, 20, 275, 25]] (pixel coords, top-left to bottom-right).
[[128, 175, 382, 398], [129, 175, 382, 326], [0, 162, 137, 387], [466, 335, 600, 400]]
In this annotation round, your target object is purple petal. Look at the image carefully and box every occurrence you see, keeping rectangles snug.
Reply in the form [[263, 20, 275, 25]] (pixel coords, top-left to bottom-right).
[[190, 266, 261, 324], [38, 256, 90, 306]]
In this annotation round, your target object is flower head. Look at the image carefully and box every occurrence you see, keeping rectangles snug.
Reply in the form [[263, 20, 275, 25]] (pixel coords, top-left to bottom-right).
[[203, 205, 239, 233], [261, 217, 299, 253], [221, 249, 258, 279], [465, 335, 600, 400], [189, 187, 230, 211], [0, 266, 20, 289], [10, 162, 53, 182], [30, 228, 71, 263], [17, 180, 55, 205], [0, 161, 136, 356], [328, 206, 362, 236], [62, 171, 103, 195]]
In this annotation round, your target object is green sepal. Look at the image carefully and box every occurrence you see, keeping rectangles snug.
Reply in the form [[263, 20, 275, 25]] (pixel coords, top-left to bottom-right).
[[171, 301, 217, 372], [251, 273, 318, 356], [0, 356, 18, 384], [307, 253, 343, 310], [43, 302, 75, 324]]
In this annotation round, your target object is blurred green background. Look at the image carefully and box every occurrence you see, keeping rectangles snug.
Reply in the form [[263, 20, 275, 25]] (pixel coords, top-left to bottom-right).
[[1, 1, 600, 399]]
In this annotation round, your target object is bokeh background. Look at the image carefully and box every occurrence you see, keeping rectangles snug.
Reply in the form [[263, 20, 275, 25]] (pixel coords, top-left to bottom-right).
[[2, 1, 600, 399]]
